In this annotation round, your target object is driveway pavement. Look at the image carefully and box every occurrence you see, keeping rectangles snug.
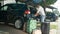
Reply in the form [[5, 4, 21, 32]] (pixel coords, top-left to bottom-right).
[[0, 17, 60, 34], [0, 24, 27, 34]]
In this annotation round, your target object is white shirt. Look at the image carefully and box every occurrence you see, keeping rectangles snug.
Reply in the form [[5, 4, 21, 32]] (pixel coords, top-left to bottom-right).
[[36, 6, 45, 16]]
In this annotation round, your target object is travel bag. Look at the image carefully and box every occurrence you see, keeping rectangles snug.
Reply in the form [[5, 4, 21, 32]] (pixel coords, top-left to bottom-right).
[[26, 18, 37, 34]]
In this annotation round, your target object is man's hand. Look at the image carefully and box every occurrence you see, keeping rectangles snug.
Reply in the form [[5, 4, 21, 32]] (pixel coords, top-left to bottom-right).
[[34, 13, 39, 16]]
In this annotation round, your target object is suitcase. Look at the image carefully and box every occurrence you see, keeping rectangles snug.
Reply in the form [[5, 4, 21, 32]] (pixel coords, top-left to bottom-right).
[[32, 0, 42, 3], [26, 18, 37, 34], [32, 29, 41, 34]]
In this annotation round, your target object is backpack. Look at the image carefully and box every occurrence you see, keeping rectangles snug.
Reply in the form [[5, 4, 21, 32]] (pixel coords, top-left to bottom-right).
[[26, 18, 37, 34]]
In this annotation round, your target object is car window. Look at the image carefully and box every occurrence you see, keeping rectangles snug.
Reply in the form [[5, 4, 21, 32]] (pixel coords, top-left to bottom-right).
[[1, 6, 8, 11], [10, 4, 27, 10]]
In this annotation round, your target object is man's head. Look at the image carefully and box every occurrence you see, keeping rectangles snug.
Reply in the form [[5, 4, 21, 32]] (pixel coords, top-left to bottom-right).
[[34, 3, 40, 8]]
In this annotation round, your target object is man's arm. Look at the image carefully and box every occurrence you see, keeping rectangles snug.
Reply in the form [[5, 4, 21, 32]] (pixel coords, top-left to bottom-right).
[[34, 13, 39, 16], [34, 10, 40, 16]]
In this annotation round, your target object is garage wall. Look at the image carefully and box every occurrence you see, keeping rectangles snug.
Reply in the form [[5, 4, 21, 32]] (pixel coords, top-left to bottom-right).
[[0, 0, 16, 6]]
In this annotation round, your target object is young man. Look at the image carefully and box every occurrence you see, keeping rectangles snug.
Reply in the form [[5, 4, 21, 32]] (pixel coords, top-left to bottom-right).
[[34, 4, 50, 34], [34, 5, 46, 23]]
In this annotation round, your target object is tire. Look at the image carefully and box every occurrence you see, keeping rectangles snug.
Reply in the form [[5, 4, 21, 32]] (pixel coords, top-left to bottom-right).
[[51, 18, 54, 22], [53, 19, 56, 21], [14, 19, 22, 29], [51, 17, 56, 22]]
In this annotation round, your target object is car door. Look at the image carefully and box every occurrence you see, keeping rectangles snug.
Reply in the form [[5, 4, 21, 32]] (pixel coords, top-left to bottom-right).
[[7, 6, 15, 22], [0, 5, 8, 21]]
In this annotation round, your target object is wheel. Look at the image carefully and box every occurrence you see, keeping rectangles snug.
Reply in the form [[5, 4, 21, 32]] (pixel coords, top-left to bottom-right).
[[14, 19, 22, 29], [51, 18, 56, 22], [53, 19, 56, 21], [51, 18, 54, 22]]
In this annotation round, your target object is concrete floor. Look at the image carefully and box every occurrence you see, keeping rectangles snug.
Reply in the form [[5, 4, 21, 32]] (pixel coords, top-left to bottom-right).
[[0, 24, 27, 34], [0, 17, 60, 34]]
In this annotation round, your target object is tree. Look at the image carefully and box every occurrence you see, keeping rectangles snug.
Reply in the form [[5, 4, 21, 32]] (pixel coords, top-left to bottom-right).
[[18, 0, 57, 6], [40, 0, 57, 6]]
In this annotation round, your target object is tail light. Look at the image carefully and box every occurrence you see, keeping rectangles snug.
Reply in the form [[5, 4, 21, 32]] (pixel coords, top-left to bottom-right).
[[24, 10, 30, 14]]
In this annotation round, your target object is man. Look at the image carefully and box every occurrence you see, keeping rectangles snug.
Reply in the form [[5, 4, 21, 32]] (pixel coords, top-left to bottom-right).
[[34, 4, 46, 34], [34, 4, 50, 34], [34, 4, 46, 23]]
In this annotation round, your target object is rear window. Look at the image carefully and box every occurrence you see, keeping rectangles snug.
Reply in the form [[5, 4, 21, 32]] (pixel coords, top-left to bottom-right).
[[10, 4, 27, 10]]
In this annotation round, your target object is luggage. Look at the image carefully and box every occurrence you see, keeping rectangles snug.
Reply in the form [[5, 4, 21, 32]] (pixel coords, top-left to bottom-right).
[[19, 0, 42, 4], [32, 29, 41, 34], [32, 0, 42, 4], [26, 18, 37, 34]]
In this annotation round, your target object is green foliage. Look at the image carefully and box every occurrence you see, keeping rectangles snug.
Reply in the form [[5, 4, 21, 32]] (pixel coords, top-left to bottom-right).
[[50, 25, 58, 29], [17, 0, 57, 5], [46, 0, 57, 5], [40, 0, 57, 6]]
